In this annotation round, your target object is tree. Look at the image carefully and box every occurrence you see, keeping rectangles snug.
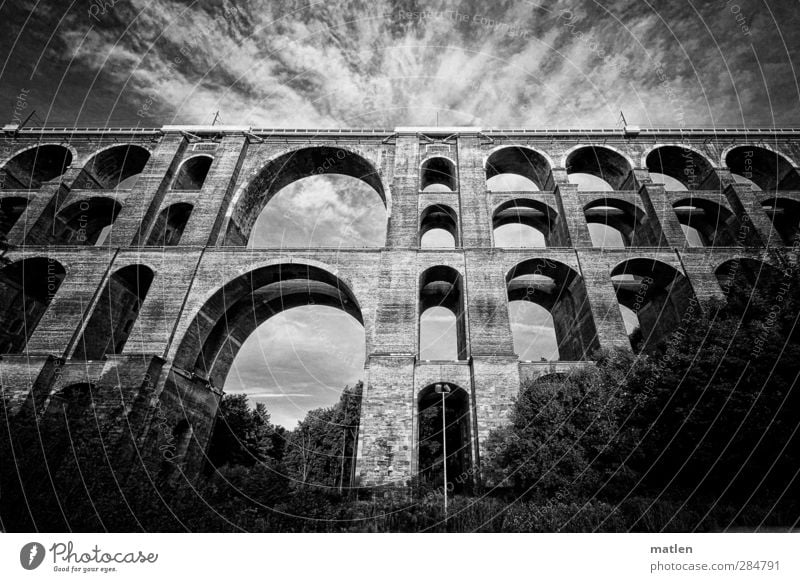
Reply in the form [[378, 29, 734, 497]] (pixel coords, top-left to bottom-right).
[[207, 394, 278, 468]]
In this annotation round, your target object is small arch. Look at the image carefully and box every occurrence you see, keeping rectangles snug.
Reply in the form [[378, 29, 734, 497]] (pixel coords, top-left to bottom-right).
[[583, 198, 657, 247], [506, 258, 599, 361], [565, 145, 634, 190], [420, 156, 457, 192], [725, 145, 800, 191], [73, 264, 155, 360], [172, 155, 213, 190], [645, 145, 719, 190], [492, 199, 558, 248], [419, 266, 466, 360], [611, 258, 695, 352], [761, 197, 800, 245], [0, 197, 28, 238], [485, 146, 551, 191], [50, 197, 121, 245], [0, 257, 66, 354], [419, 204, 458, 248], [0, 145, 73, 189], [146, 202, 193, 246], [417, 382, 472, 491], [672, 197, 745, 247], [73, 145, 150, 190]]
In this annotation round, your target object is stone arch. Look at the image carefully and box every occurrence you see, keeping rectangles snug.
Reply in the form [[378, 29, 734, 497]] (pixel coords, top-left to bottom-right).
[[72, 144, 151, 190], [506, 258, 599, 361], [0, 144, 73, 189], [0, 257, 66, 354], [761, 196, 800, 244], [645, 145, 719, 190], [0, 196, 29, 238], [172, 155, 213, 190], [145, 202, 193, 246], [610, 258, 695, 351], [224, 146, 386, 246], [564, 145, 634, 190], [419, 204, 458, 248], [672, 197, 745, 247], [49, 197, 121, 245], [492, 198, 559, 247], [73, 264, 155, 360], [485, 145, 552, 191], [583, 197, 658, 247], [420, 156, 457, 192], [416, 382, 473, 491], [173, 262, 364, 388], [419, 265, 467, 360], [724, 145, 800, 191]]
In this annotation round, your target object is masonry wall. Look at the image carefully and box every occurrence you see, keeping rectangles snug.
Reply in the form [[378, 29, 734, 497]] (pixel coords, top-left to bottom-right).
[[0, 127, 798, 489]]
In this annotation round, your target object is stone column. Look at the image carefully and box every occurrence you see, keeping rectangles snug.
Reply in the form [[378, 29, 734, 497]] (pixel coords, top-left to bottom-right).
[[555, 183, 593, 247], [456, 135, 492, 247], [576, 250, 632, 352], [385, 134, 419, 248]]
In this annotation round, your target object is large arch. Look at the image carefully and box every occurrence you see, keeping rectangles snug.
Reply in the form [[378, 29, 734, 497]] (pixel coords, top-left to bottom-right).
[[146, 202, 193, 246], [0, 145, 73, 189], [611, 258, 695, 352], [224, 147, 386, 246], [173, 263, 364, 388], [725, 146, 800, 191], [72, 145, 151, 190], [645, 145, 719, 190], [172, 155, 213, 190], [48, 197, 121, 245], [73, 264, 154, 360], [420, 156, 457, 192], [506, 258, 599, 361], [419, 266, 466, 360], [417, 382, 473, 491], [672, 197, 745, 247], [565, 145, 633, 190], [485, 146, 551, 191], [583, 198, 657, 247], [0, 257, 66, 354], [492, 199, 559, 248]]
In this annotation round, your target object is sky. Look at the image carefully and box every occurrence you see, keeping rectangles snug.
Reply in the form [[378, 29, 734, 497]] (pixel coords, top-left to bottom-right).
[[3, 0, 799, 427]]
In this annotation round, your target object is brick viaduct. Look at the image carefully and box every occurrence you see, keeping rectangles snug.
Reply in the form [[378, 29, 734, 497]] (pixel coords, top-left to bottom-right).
[[0, 124, 798, 488]]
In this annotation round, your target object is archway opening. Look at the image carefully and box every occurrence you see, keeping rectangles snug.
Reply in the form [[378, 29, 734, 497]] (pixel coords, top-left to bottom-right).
[[507, 259, 599, 361], [73, 145, 150, 190], [761, 197, 800, 245], [611, 259, 695, 352], [493, 199, 557, 247], [508, 301, 559, 360], [584, 199, 656, 247], [146, 202, 193, 246], [419, 266, 466, 360], [566, 146, 632, 191], [420, 157, 457, 192], [417, 383, 472, 492], [0, 258, 65, 354], [0, 197, 28, 238], [485, 146, 550, 191], [224, 305, 365, 429], [73, 264, 154, 359], [673, 198, 744, 247], [1, 145, 72, 189], [50, 197, 121, 245], [646, 146, 718, 190], [419, 204, 458, 248], [172, 156, 213, 190], [726, 146, 800, 191]]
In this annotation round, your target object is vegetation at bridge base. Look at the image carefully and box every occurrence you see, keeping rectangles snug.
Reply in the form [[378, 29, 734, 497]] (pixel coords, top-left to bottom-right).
[[1, 260, 799, 532]]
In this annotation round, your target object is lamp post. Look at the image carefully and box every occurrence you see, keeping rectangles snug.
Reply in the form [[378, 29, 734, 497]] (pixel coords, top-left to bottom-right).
[[434, 383, 451, 518]]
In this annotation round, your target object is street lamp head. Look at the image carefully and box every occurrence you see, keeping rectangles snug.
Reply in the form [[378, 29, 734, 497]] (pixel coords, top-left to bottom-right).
[[435, 383, 452, 394]]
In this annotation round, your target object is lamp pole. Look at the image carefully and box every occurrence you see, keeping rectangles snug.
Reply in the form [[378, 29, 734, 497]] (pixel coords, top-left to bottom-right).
[[435, 383, 452, 519]]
